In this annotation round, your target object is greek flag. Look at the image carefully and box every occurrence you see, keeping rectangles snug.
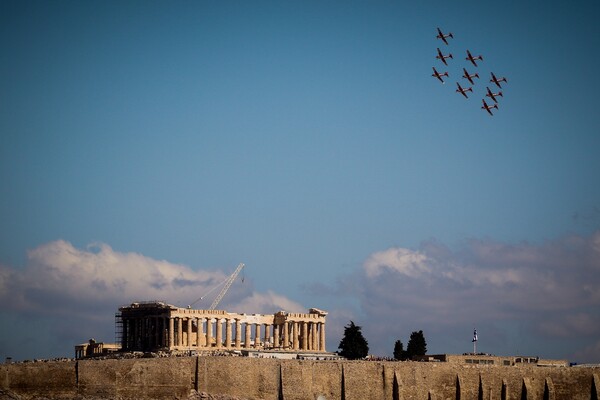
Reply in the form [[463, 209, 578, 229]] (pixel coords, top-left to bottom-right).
[[472, 329, 478, 342]]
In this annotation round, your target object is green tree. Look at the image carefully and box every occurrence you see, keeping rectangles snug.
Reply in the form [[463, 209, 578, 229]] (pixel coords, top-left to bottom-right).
[[338, 321, 369, 360], [406, 330, 427, 360], [393, 340, 406, 361]]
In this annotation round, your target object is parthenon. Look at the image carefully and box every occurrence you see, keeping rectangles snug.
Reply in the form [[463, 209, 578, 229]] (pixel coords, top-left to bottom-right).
[[116, 301, 328, 353]]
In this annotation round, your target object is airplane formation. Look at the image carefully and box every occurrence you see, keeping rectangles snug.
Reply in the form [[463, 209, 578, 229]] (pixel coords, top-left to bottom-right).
[[432, 27, 508, 116]]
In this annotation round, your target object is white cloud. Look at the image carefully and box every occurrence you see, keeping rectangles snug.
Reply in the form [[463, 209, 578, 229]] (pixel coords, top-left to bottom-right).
[[231, 290, 305, 315], [363, 247, 429, 278], [0, 240, 308, 360], [3, 240, 225, 310]]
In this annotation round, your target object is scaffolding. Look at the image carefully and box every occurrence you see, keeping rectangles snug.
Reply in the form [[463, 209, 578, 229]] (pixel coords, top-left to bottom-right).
[[114, 312, 123, 348]]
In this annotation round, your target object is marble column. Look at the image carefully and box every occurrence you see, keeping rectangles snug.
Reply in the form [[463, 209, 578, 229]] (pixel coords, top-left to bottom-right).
[[132, 318, 137, 350], [156, 317, 162, 348], [127, 319, 131, 349], [163, 317, 168, 348], [264, 324, 271, 347], [290, 321, 298, 350], [244, 323, 252, 348], [141, 318, 145, 349], [235, 319, 241, 348], [301, 322, 308, 350], [168, 318, 175, 348], [215, 318, 222, 348], [196, 318, 204, 347], [147, 318, 151, 349], [206, 318, 213, 348], [225, 319, 232, 348], [255, 324, 262, 348], [132, 318, 138, 349], [187, 318, 193, 348], [150, 317, 156, 348], [177, 318, 183, 347], [273, 324, 280, 349], [319, 322, 326, 351], [283, 321, 289, 349]]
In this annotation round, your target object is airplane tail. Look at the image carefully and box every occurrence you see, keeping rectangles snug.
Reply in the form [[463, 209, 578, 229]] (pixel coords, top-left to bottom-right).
[[499, 92, 503, 97], [449, 54, 453, 59], [449, 33, 454, 38], [475, 73, 479, 78]]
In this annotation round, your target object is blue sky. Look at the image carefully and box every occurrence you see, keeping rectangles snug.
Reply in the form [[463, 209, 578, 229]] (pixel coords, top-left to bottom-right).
[[1, 1, 599, 362]]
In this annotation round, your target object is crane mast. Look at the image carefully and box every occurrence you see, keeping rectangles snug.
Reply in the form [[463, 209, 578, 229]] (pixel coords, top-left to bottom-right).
[[209, 263, 245, 310]]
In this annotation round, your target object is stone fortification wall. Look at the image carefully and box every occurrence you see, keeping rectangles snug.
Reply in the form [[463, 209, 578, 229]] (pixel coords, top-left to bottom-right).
[[0, 360, 76, 399], [1, 357, 598, 400]]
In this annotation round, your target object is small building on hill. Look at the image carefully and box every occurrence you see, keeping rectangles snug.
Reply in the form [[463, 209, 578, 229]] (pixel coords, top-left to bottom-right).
[[74, 339, 120, 359], [414, 353, 568, 367]]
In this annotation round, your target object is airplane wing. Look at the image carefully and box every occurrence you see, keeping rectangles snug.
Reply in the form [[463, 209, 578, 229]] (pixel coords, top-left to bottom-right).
[[465, 51, 475, 66], [490, 73, 503, 88], [432, 67, 444, 83], [437, 28, 448, 44], [462, 69, 473, 84], [456, 83, 468, 98], [482, 100, 494, 115]]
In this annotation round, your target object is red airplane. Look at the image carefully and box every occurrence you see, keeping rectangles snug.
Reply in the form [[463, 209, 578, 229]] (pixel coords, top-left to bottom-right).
[[436, 27, 454, 45], [462, 68, 479, 85], [455, 82, 473, 99], [436, 48, 453, 66], [432, 67, 449, 83], [485, 87, 503, 103], [490, 72, 508, 88], [481, 99, 498, 116], [465, 50, 483, 67]]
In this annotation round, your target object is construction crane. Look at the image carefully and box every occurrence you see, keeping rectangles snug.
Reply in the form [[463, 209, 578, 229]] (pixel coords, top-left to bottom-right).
[[188, 263, 245, 310]]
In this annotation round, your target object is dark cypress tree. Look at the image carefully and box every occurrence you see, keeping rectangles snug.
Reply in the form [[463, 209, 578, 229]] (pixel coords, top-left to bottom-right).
[[393, 339, 406, 360], [337, 321, 369, 360], [405, 330, 427, 360]]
